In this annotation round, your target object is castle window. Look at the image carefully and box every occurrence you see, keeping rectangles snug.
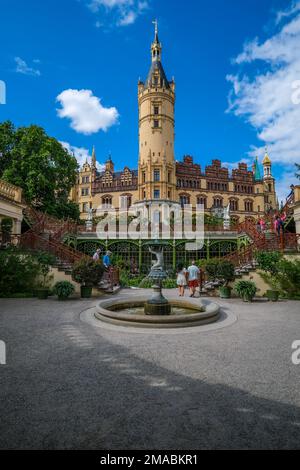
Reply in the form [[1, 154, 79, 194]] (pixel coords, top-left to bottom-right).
[[142, 172, 146, 183], [230, 199, 238, 211], [213, 197, 223, 208], [197, 196, 207, 209], [153, 120, 159, 129], [154, 189, 160, 199], [154, 106, 159, 115], [244, 200, 253, 212], [102, 196, 112, 208], [154, 169, 160, 182], [180, 195, 190, 206], [82, 202, 90, 213], [81, 188, 89, 196], [82, 176, 89, 184]]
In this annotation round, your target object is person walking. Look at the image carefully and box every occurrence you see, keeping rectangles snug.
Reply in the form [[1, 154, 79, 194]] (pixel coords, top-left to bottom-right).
[[93, 248, 101, 262], [187, 260, 200, 298], [259, 218, 266, 233], [176, 263, 187, 297]]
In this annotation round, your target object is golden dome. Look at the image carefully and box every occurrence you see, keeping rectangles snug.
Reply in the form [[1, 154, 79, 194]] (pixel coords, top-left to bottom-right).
[[263, 148, 271, 165]]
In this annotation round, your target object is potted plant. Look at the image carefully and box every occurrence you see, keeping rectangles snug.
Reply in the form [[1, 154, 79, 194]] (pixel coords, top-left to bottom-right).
[[234, 280, 257, 302], [72, 258, 104, 298], [53, 281, 75, 300], [217, 261, 235, 299], [36, 251, 56, 299]]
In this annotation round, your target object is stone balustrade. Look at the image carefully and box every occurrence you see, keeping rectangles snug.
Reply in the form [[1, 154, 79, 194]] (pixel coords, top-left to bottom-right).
[[0, 179, 22, 203]]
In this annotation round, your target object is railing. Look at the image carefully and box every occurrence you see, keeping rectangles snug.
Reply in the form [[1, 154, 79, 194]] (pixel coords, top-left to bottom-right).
[[20, 231, 86, 264], [0, 179, 22, 203], [23, 206, 78, 239]]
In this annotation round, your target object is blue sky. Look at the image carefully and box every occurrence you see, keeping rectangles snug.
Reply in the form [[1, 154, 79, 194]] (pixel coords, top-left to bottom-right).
[[0, 0, 300, 202]]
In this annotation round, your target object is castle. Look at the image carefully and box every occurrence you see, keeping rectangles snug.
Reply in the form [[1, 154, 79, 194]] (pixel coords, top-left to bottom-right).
[[71, 23, 277, 223]]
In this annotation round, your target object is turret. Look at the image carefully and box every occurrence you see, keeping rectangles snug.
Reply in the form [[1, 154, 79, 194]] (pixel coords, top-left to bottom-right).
[[137, 21, 176, 202]]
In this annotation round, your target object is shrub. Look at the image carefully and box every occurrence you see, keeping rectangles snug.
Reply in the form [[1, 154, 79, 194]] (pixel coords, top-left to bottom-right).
[[274, 259, 300, 299], [72, 258, 104, 287], [205, 259, 220, 281], [53, 281, 75, 299], [204, 259, 235, 286], [255, 251, 282, 275], [217, 261, 235, 286], [234, 280, 257, 301], [0, 249, 40, 295], [36, 251, 56, 288]]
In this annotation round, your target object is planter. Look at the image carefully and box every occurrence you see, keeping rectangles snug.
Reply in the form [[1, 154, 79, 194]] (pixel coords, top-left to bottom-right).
[[243, 293, 254, 302], [36, 289, 49, 300], [219, 286, 232, 299], [266, 290, 279, 302], [81, 286, 93, 299]]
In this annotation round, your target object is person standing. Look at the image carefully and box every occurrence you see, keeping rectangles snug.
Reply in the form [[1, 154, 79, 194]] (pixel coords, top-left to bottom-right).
[[103, 250, 112, 269], [176, 263, 187, 297], [187, 260, 200, 298]]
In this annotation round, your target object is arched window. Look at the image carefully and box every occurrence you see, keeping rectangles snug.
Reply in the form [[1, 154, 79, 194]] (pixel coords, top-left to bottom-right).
[[102, 196, 112, 209], [213, 197, 223, 208], [229, 199, 238, 211], [244, 200, 253, 212], [197, 195, 207, 209], [180, 194, 190, 206]]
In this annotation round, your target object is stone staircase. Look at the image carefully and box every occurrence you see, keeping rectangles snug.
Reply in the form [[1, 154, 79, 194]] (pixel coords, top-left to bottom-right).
[[201, 259, 259, 296], [21, 206, 121, 295]]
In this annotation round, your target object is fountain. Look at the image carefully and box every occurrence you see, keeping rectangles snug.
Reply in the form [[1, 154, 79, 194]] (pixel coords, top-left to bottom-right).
[[144, 241, 171, 315], [95, 240, 220, 328]]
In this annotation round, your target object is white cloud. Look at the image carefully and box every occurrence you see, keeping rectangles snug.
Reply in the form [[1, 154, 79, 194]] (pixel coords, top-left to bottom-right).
[[86, 0, 149, 27], [56, 89, 119, 135], [60, 141, 105, 171], [226, 1, 300, 199], [14, 57, 41, 76]]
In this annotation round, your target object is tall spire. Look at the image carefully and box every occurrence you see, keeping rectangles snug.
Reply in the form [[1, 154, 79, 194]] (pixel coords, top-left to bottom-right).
[[91, 146, 96, 169], [253, 156, 262, 181], [151, 19, 161, 62]]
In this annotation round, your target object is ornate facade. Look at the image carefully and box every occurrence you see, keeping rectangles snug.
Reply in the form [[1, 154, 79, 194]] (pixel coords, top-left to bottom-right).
[[71, 25, 277, 223]]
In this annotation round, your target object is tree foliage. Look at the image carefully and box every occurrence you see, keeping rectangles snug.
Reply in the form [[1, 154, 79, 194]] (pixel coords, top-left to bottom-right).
[[0, 121, 79, 220]]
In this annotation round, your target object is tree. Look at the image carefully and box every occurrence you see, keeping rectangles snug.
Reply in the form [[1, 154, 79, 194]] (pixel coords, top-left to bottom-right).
[[0, 121, 80, 220], [0, 121, 16, 175]]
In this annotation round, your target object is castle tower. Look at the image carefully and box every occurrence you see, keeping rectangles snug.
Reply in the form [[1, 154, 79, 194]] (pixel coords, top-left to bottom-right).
[[263, 147, 277, 210], [137, 21, 176, 202], [105, 154, 114, 173]]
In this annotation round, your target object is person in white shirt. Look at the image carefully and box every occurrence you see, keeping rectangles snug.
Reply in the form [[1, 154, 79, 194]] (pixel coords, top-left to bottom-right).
[[187, 260, 200, 297], [93, 248, 101, 262], [176, 263, 187, 297]]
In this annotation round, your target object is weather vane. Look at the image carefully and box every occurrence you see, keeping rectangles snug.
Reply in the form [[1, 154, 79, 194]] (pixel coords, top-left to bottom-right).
[[152, 19, 158, 36]]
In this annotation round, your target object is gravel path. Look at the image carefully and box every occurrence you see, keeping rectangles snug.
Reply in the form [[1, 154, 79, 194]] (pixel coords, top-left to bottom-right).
[[0, 290, 299, 449]]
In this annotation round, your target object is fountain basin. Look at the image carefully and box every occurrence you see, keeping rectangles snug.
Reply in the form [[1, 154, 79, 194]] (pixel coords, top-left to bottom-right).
[[95, 296, 220, 329]]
